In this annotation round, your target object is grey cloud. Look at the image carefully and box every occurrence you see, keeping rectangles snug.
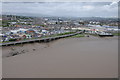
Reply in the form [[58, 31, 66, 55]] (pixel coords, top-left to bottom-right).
[[2, 2, 118, 17]]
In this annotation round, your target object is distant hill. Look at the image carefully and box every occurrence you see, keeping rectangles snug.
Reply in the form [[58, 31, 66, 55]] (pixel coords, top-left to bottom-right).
[[2, 12, 54, 17]]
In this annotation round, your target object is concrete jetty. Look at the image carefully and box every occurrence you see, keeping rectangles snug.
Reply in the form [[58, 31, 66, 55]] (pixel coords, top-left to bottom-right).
[[0, 31, 82, 46]]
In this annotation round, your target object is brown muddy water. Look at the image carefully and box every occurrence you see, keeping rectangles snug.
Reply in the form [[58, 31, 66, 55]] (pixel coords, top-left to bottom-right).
[[2, 36, 118, 78]]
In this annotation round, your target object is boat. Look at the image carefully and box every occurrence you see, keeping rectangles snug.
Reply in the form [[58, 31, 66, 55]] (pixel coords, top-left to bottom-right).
[[98, 32, 113, 37]]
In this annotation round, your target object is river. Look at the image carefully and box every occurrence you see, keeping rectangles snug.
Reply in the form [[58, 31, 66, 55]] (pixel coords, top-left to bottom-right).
[[2, 36, 118, 78]]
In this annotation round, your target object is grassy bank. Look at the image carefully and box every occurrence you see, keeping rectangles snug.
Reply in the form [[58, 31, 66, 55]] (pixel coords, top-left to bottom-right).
[[70, 34, 85, 38], [49, 32, 75, 37], [113, 32, 120, 36]]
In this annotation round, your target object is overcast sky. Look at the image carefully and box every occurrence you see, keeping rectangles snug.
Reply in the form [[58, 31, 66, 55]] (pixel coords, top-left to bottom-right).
[[2, 2, 118, 17]]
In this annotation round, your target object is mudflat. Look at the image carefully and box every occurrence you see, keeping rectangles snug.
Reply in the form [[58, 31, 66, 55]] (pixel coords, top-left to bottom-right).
[[2, 36, 118, 78]]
